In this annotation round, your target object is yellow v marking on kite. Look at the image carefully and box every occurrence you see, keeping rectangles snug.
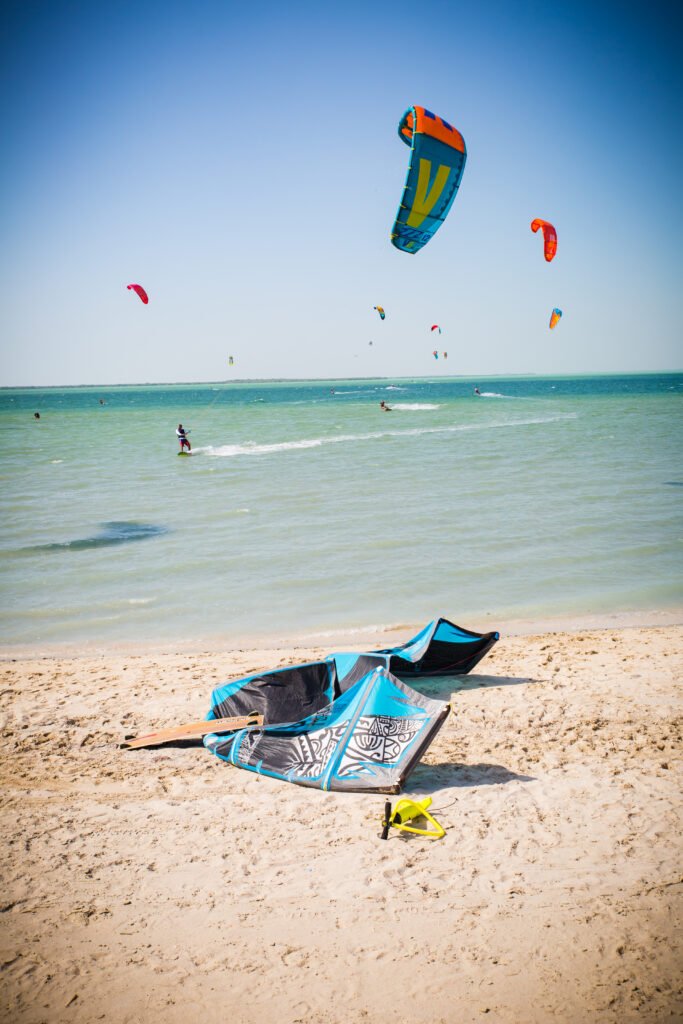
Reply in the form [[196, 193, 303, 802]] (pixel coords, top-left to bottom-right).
[[406, 159, 451, 229]]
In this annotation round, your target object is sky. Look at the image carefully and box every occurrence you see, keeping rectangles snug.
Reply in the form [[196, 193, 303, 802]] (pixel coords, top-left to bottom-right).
[[1, 0, 681, 386]]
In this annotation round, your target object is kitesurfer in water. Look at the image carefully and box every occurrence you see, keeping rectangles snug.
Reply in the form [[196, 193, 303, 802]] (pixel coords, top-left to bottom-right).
[[176, 423, 191, 452], [474, 388, 481, 396], [379, 400, 392, 412]]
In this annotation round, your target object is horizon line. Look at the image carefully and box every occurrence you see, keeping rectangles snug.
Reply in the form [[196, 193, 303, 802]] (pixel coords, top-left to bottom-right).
[[2, 368, 682, 390]]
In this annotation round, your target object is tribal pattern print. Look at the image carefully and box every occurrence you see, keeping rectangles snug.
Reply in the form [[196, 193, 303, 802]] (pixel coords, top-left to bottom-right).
[[236, 730, 261, 762], [249, 716, 428, 778], [337, 715, 423, 777], [238, 717, 424, 781], [281, 725, 347, 778]]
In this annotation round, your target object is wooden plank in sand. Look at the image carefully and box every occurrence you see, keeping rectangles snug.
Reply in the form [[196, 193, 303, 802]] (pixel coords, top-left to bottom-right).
[[120, 713, 263, 750]]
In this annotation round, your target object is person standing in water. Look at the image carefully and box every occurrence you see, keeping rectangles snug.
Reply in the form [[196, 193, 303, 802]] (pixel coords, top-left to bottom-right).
[[176, 423, 191, 452]]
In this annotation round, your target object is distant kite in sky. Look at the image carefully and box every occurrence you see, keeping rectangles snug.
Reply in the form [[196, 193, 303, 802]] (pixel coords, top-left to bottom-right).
[[228, 356, 234, 365], [432, 350, 439, 360], [549, 308, 562, 329], [374, 306, 386, 320], [530, 219, 557, 262], [431, 324, 441, 334], [391, 106, 467, 254], [443, 351, 448, 359], [127, 283, 148, 304]]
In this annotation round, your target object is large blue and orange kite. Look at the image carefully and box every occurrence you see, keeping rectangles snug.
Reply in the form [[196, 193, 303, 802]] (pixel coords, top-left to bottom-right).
[[391, 106, 467, 254]]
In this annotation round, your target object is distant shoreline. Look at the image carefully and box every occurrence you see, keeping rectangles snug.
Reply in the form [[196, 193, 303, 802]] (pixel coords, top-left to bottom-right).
[[2, 369, 682, 391]]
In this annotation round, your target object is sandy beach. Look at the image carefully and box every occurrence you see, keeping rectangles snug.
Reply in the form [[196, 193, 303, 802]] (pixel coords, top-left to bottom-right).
[[1, 619, 681, 1024]]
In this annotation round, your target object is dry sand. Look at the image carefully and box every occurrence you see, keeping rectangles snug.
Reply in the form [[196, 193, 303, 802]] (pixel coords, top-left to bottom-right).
[[1, 622, 681, 1023]]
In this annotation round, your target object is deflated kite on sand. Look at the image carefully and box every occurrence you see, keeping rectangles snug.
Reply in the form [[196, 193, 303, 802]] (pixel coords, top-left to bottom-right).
[[124, 618, 498, 793]]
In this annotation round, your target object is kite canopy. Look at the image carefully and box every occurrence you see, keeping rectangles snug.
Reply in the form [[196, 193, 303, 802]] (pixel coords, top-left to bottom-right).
[[431, 324, 441, 333], [204, 618, 497, 792], [337, 618, 500, 678], [127, 283, 148, 304], [549, 308, 562, 329], [208, 658, 338, 725], [530, 219, 557, 262], [374, 306, 386, 320], [205, 663, 449, 793], [391, 106, 467, 254]]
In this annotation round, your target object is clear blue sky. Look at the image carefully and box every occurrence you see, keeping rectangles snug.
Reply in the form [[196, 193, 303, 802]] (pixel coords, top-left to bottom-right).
[[1, 0, 681, 386]]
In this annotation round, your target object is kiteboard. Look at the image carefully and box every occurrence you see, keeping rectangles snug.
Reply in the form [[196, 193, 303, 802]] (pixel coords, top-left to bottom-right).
[[120, 712, 263, 749], [177, 451, 192, 456]]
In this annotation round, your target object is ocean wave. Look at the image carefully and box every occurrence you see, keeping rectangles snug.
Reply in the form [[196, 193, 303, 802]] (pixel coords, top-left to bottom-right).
[[476, 391, 527, 399], [389, 403, 440, 410], [204, 413, 577, 459], [302, 623, 406, 640]]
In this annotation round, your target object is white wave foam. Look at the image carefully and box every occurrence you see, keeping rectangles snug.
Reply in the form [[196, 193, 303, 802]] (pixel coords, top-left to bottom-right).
[[303, 623, 400, 639], [390, 403, 440, 410], [478, 392, 535, 400], [204, 413, 576, 459]]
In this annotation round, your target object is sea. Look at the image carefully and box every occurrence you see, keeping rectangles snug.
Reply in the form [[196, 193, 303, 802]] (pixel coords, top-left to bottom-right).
[[1, 373, 681, 651]]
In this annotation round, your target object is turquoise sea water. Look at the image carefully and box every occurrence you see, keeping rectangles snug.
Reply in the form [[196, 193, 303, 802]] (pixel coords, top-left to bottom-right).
[[1, 374, 681, 649]]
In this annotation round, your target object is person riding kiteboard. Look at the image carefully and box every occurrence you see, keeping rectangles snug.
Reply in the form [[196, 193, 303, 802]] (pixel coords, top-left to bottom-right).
[[176, 423, 191, 452]]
